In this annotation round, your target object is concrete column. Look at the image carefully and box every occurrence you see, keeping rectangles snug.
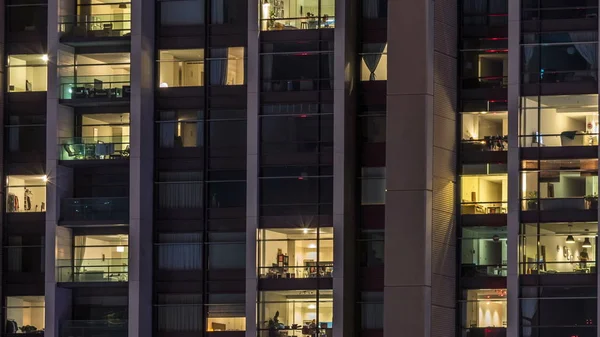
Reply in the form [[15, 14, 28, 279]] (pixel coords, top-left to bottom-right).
[[45, 0, 75, 335], [0, 0, 5, 325], [245, 0, 259, 334], [333, 0, 357, 334], [128, 0, 154, 335], [597, 6, 600, 337], [507, 0, 521, 334], [385, 0, 434, 336]]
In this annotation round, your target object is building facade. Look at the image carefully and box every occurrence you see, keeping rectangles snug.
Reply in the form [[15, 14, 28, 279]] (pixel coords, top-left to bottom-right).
[[0, 0, 459, 337]]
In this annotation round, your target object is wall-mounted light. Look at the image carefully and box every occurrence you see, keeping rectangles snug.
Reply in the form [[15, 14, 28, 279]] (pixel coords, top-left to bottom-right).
[[41, 54, 49, 62], [42, 175, 48, 183], [308, 304, 316, 309]]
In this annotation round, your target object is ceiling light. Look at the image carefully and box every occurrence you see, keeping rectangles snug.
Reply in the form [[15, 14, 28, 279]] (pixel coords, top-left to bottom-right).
[[42, 175, 48, 183], [583, 238, 592, 248], [303, 228, 309, 234], [41, 54, 48, 62], [566, 235, 575, 244], [308, 304, 316, 309], [308, 243, 317, 249], [116, 246, 125, 252]]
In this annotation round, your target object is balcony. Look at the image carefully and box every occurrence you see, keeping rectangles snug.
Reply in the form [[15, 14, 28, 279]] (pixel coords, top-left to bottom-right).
[[60, 75, 130, 104], [60, 197, 129, 224], [59, 137, 130, 161], [61, 320, 127, 337], [57, 258, 128, 283], [59, 14, 131, 42]]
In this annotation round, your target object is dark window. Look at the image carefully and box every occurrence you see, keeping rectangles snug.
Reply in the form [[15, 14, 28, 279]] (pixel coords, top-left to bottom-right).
[[156, 294, 203, 331], [208, 232, 245, 269], [160, 0, 205, 25], [6, 5, 47, 33]]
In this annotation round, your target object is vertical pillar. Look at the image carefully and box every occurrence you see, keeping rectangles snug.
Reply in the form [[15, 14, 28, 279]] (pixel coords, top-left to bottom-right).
[[507, 0, 521, 334], [0, 0, 5, 326], [333, 0, 357, 334], [45, 0, 74, 335], [385, 0, 434, 337], [245, 0, 259, 335], [597, 4, 600, 336], [129, 0, 154, 335]]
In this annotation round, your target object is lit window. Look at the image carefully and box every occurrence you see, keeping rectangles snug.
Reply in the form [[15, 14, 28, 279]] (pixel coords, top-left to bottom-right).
[[462, 289, 507, 329], [158, 49, 205, 87], [359, 43, 387, 81], [260, 0, 335, 30], [208, 47, 245, 86], [258, 290, 332, 334], [6, 175, 47, 213], [5, 296, 45, 334], [7, 55, 48, 92]]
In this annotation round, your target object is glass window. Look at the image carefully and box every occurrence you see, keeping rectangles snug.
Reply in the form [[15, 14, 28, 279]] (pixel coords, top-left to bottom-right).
[[258, 290, 333, 335], [210, 0, 245, 24], [6, 175, 47, 213], [261, 52, 333, 92], [157, 233, 202, 270], [461, 227, 507, 277], [59, 52, 131, 100], [208, 47, 245, 86], [206, 294, 245, 331], [522, 32, 598, 85], [6, 5, 47, 34], [157, 110, 204, 148], [360, 43, 387, 81], [361, 0, 387, 18], [359, 292, 383, 329], [156, 171, 203, 209], [60, 113, 130, 160], [5, 296, 45, 334], [461, 173, 507, 214], [519, 94, 599, 147], [257, 228, 333, 279], [156, 294, 203, 332], [6, 115, 46, 155], [5, 235, 45, 273], [57, 235, 128, 282], [260, 0, 335, 30], [160, 0, 205, 26], [461, 51, 507, 89], [521, 159, 598, 211], [208, 232, 245, 269], [358, 229, 383, 267], [60, 0, 131, 38], [7, 55, 48, 92], [520, 222, 596, 274], [359, 114, 386, 144], [461, 111, 508, 151], [361, 167, 385, 205], [260, 177, 333, 207], [461, 289, 507, 329], [158, 49, 205, 88], [462, 0, 507, 26]]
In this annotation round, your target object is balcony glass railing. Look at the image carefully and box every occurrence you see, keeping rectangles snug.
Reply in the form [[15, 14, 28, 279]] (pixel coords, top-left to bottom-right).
[[59, 14, 131, 38], [462, 137, 508, 152], [519, 133, 599, 147], [520, 261, 596, 274], [258, 263, 334, 279], [461, 201, 507, 214], [58, 136, 130, 160], [59, 75, 130, 100], [522, 197, 598, 211], [57, 258, 128, 282], [61, 320, 127, 337], [60, 197, 129, 222]]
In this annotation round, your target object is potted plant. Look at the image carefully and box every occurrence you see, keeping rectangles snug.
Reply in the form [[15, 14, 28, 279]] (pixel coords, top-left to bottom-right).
[[585, 193, 598, 210], [267, 311, 282, 337], [525, 191, 538, 211], [19, 325, 37, 334], [106, 311, 126, 325]]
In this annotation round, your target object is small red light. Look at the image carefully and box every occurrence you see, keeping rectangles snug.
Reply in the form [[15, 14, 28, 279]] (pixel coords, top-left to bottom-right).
[[298, 177, 304, 180], [299, 114, 307, 118]]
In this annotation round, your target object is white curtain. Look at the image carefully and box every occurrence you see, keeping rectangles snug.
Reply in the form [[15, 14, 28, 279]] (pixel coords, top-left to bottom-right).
[[210, 48, 228, 85], [262, 43, 274, 91], [569, 31, 598, 79], [158, 172, 203, 208], [158, 233, 202, 270], [157, 294, 203, 332], [159, 111, 176, 148], [211, 0, 225, 23], [362, 0, 379, 18]]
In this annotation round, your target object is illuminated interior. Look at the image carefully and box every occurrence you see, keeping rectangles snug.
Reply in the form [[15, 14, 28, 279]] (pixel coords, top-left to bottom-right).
[[6, 175, 47, 213], [257, 228, 333, 278], [461, 174, 507, 214], [258, 290, 333, 331], [6, 296, 45, 333], [7, 55, 48, 92], [464, 289, 507, 328], [260, 0, 335, 30]]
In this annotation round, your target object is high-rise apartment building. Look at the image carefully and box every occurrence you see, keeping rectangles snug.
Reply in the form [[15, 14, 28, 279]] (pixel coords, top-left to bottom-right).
[[0, 0, 461, 337]]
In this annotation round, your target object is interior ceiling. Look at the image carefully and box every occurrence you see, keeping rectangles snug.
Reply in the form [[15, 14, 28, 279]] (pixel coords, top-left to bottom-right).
[[524, 94, 598, 110], [78, 53, 130, 64], [160, 49, 205, 60], [82, 113, 130, 124], [525, 222, 598, 234]]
